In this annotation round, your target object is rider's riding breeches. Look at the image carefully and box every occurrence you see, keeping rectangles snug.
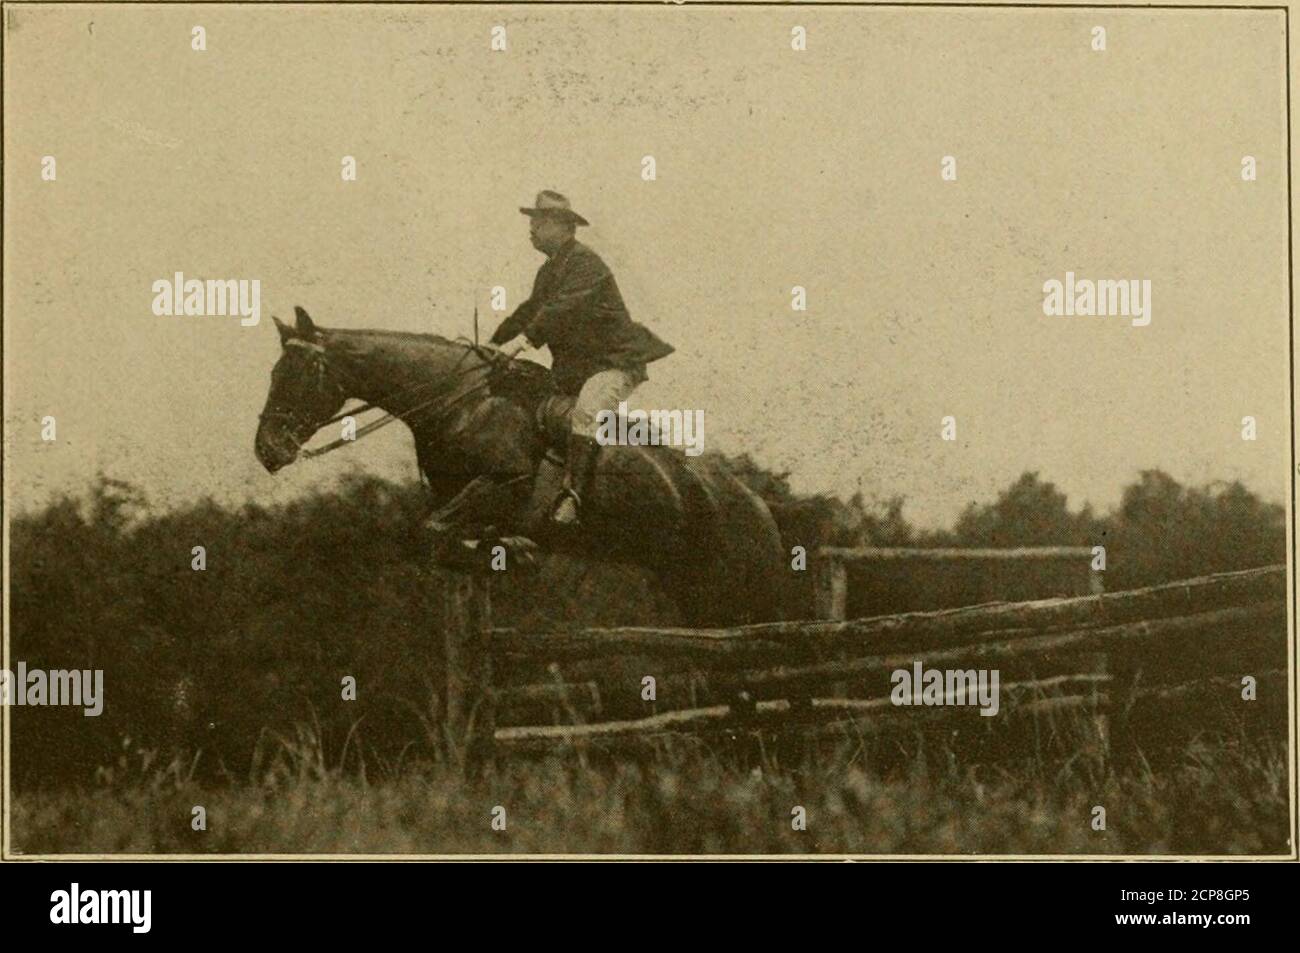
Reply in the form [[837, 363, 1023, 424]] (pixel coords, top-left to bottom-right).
[[569, 367, 645, 438]]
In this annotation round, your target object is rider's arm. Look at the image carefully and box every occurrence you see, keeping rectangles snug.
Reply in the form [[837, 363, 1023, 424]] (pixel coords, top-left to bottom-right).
[[489, 299, 538, 346]]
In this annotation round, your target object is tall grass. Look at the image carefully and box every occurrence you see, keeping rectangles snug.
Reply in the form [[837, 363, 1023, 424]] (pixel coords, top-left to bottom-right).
[[12, 716, 1287, 855]]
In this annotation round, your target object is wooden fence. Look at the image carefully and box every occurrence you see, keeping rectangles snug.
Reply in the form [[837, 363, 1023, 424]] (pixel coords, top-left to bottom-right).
[[431, 563, 1288, 768]]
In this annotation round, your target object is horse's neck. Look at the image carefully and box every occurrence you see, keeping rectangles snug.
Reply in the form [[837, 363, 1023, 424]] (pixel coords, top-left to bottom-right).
[[328, 332, 478, 427]]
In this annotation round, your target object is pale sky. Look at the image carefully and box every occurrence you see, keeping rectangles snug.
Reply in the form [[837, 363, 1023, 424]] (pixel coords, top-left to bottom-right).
[[3, 4, 1291, 529]]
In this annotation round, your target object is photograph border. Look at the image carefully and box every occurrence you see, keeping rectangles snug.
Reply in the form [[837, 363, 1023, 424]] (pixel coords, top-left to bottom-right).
[[1, 0, 1294, 863]]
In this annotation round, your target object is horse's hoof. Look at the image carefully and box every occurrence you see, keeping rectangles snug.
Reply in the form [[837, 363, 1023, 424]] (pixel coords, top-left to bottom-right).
[[497, 535, 539, 555], [430, 537, 541, 575], [483, 536, 540, 574]]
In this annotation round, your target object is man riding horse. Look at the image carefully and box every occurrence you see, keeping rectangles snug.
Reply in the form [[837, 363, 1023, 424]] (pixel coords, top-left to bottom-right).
[[253, 192, 785, 624], [489, 191, 674, 527]]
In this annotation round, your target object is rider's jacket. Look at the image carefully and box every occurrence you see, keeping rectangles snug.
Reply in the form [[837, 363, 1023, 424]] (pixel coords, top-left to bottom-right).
[[491, 238, 674, 395]]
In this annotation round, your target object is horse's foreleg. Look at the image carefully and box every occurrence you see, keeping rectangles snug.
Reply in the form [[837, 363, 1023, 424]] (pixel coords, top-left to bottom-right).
[[424, 475, 527, 533], [414, 434, 468, 511], [424, 474, 532, 552]]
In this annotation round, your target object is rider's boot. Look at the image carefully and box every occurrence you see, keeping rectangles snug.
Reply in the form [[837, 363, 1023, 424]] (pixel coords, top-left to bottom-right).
[[551, 433, 601, 527]]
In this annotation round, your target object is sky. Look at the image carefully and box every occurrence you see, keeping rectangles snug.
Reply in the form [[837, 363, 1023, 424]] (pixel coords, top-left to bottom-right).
[[3, 3, 1292, 529]]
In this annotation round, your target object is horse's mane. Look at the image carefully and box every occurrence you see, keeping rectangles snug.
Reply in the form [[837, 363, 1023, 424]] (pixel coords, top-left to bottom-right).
[[324, 326, 469, 348], [320, 324, 555, 408]]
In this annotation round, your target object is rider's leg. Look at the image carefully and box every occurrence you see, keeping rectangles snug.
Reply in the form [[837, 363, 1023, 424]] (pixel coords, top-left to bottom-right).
[[553, 367, 643, 525]]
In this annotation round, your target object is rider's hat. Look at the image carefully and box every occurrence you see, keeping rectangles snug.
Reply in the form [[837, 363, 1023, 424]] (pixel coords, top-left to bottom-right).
[[519, 190, 590, 226]]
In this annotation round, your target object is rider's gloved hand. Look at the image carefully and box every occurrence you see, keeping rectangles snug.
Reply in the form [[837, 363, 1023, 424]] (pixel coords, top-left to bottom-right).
[[493, 338, 528, 360]]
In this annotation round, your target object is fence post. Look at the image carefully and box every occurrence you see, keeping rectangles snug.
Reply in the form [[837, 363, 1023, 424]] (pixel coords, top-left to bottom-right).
[[1083, 651, 1110, 761], [431, 565, 495, 776], [813, 551, 848, 620], [1106, 649, 1141, 771]]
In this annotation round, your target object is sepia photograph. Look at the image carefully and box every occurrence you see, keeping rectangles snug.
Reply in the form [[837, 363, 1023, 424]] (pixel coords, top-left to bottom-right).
[[1, 0, 1295, 869]]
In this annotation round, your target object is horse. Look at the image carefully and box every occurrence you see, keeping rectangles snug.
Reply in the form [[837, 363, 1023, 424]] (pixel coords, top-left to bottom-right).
[[254, 307, 786, 625]]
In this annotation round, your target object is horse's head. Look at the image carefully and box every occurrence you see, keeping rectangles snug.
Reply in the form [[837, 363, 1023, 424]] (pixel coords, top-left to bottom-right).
[[254, 307, 348, 472]]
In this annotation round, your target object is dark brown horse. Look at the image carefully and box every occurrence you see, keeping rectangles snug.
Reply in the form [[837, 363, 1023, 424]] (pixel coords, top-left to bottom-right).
[[254, 307, 785, 625]]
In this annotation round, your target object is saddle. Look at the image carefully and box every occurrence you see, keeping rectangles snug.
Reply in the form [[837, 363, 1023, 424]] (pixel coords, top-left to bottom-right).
[[488, 358, 573, 454]]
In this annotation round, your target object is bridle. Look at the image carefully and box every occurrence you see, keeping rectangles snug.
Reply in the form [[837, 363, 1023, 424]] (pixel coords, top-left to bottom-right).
[[259, 336, 503, 461], [257, 339, 347, 450]]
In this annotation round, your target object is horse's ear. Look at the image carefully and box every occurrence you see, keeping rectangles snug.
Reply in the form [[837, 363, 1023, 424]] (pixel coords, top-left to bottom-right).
[[273, 315, 295, 345], [294, 306, 317, 337]]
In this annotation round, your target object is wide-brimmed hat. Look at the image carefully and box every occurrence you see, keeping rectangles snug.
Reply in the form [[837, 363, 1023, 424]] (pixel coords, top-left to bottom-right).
[[519, 190, 590, 226]]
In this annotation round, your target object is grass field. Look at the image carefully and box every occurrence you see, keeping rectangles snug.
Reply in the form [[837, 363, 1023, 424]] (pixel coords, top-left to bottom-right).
[[11, 712, 1289, 856]]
